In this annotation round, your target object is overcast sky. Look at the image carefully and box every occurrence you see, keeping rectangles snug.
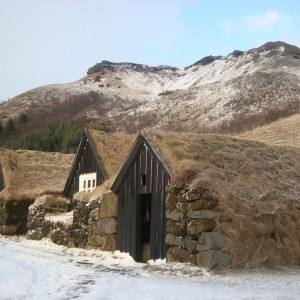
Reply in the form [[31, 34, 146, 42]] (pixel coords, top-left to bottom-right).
[[1, 0, 300, 100]]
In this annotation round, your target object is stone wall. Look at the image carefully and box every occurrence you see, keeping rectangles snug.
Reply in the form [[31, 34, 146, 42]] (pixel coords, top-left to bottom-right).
[[1, 198, 34, 235], [87, 191, 118, 251], [72, 191, 117, 251], [165, 185, 232, 269], [26, 191, 118, 252], [26, 195, 70, 242]]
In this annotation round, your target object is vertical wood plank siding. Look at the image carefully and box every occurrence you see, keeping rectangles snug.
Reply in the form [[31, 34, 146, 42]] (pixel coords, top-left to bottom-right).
[[66, 141, 105, 198], [116, 143, 170, 261]]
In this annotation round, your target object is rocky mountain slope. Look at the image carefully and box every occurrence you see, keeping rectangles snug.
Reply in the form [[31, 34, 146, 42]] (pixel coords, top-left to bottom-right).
[[0, 41, 299, 134]]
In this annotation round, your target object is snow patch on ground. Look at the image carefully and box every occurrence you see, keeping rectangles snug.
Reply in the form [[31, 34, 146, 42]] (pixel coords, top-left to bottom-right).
[[0, 236, 299, 299]]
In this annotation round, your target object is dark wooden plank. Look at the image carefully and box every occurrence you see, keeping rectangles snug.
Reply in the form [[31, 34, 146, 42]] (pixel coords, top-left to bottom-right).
[[140, 145, 146, 194], [150, 158, 158, 259], [135, 194, 142, 262], [137, 147, 141, 192], [128, 171, 133, 257], [130, 162, 137, 260], [117, 187, 123, 251], [156, 164, 163, 258], [75, 169, 79, 191], [87, 144, 91, 173], [146, 147, 152, 193], [125, 178, 131, 254], [121, 183, 127, 252]]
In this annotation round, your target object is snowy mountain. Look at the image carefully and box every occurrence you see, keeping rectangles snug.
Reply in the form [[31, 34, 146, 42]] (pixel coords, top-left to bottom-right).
[[1, 41, 300, 134]]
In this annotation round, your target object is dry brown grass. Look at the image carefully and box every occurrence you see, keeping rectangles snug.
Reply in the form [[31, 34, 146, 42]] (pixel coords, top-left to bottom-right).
[[151, 131, 300, 268], [0, 148, 74, 201], [89, 130, 136, 178], [237, 113, 300, 148], [149, 131, 204, 172]]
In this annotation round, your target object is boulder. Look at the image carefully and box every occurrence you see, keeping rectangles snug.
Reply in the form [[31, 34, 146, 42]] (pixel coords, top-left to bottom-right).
[[187, 210, 217, 220], [166, 247, 191, 263], [100, 192, 118, 218], [184, 238, 198, 254], [87, 234, 106, 248], [166, 209, 183, 222], [187, 219, 216, 236], [197, 232, 226, 251], [165, 233, 185, 248], [90, 208, 100, 221], [166, 194, 177, 209], [196, 250, 232, 269], [89, 218, 117, 235], [88, 199, 100, 210], [103, 234, 117, 251], [185, 188, 204, 201], [176, 202, 189, 213], [166, 219, 186, 236], [50, 228, 70, 246], [72, 229, 88, 248], [189, 198, 219, 211]]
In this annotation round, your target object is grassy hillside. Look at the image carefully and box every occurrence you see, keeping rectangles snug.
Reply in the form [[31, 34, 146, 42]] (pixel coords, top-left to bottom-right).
[[237, 114, 300, 148]]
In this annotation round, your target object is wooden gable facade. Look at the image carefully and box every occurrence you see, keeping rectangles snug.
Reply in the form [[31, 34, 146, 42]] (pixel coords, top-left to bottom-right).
[[111, 130, 174, 262], [63, 129, 108, 199]]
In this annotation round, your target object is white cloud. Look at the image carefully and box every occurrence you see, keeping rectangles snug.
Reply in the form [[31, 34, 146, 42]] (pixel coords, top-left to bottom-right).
[[243, 11, 291, 31]]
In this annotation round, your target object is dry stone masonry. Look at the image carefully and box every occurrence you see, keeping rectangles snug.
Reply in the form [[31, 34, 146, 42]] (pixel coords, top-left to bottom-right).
[[26, 195, 70, 243], [165, 185, 232, 269], [75, 191, 117, 251], [26, 191, 118, 252], [87, 192, 117, 251]]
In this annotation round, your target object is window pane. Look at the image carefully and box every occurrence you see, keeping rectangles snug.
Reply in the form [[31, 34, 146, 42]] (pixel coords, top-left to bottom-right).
[[88, 180, 91, 188], [83, 181, 86, 189], [141, 174, 147, 186], [92, 179, 96, 187]]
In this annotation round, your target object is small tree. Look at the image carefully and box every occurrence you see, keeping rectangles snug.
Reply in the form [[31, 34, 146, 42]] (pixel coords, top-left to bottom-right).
[[18, 112, 28, 123], [97, 123, 110, 132], [5, 118, 16, 135]]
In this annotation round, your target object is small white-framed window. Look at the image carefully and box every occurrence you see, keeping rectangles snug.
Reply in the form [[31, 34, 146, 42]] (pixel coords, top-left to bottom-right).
[[79, 172, 97, 192]]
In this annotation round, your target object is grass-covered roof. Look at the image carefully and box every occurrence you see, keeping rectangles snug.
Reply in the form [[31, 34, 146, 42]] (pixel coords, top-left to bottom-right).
[[0, 148, 74, 201], [88, 130, 137, 179], [149, 131, 300, 268]]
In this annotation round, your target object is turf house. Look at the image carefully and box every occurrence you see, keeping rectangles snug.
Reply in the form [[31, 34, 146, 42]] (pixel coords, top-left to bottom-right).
[[0, 148, 73, 235], [9, 128, 300, 269]]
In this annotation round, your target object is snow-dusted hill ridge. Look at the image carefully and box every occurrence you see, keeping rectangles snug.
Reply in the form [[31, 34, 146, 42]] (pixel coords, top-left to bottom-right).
[[1, 41, 300, 133]]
